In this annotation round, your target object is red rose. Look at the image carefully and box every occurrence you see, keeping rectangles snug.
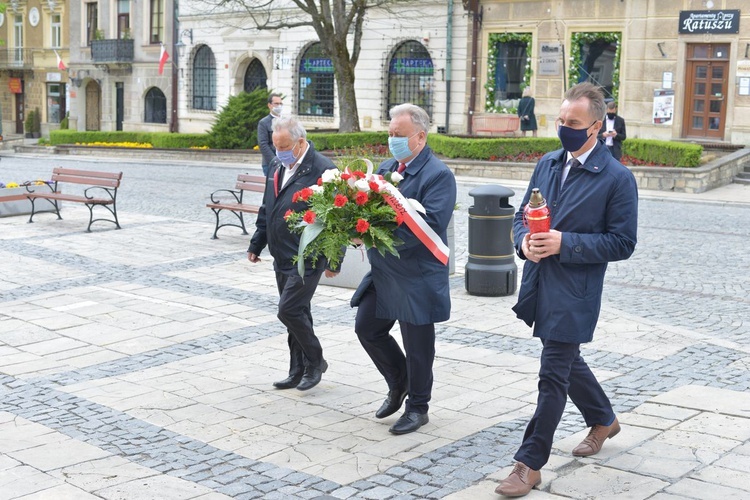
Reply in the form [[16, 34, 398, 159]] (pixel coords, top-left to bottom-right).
[[303, 210, 316, 224], [352, 171, 365, 179], [284, 209, 293, 220], [355, 191, 369, 206], [369, 181, 380, 192], [317, 178, 323, 186], [292, 191, 301, 203], [298, 187, 314, 201], [356, 219, 370, 233], [341, 173, 352, 180], [334, 194, 348, 207]]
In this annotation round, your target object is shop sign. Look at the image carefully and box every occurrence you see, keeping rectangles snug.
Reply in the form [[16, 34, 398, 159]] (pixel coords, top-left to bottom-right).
[[737, 59, 750, 78], [8, 78, 22, 93], [653, 89, 674, 126], [47, 73, 62, 82], [678, 10, 740, 34], [539, 43, 561, 76]]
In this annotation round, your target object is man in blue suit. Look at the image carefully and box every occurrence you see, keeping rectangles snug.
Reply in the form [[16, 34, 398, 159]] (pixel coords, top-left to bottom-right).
[[352, 103, 456, 435], [495, 83, 638, 497], [257, 93, 283, 177]]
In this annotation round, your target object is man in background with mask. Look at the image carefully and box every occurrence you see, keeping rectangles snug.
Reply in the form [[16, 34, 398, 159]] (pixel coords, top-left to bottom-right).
[[258, 93, 283, 177], [597, 101, 627, 161], [248, 115, 338, 391], [351, 103, 456, 435], [494, 83, 638, 497]]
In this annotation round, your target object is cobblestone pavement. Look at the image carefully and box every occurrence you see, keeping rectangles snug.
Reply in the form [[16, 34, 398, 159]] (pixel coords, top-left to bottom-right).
[[0, 152, 749, 499]]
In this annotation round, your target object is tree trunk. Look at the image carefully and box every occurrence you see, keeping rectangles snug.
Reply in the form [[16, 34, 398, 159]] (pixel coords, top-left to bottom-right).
[[330, 53, 360, 133]]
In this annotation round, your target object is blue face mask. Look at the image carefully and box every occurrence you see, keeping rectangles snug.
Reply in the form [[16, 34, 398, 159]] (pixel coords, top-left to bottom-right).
[[558, 122, 596, 152], [276, 141, 301, 166], [388, 133, 418, 162]]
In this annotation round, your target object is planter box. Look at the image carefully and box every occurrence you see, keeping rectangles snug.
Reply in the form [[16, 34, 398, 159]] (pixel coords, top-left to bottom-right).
[[321, 215, 456, 289], [0, 187, 57, 217]]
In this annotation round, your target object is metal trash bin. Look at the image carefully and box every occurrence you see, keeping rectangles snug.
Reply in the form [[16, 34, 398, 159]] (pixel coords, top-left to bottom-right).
[[465, 185, 517, 296]]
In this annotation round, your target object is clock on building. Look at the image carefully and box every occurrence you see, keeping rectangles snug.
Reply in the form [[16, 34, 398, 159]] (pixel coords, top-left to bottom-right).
[[29, 7, 40, 27]]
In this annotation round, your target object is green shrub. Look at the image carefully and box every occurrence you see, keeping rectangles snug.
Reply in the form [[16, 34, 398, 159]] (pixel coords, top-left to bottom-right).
[[50, 130, 148, 145], [207, 88, 271, 149], [24, 110, 35, 133], [623, 139, 702, 168], [60, 112, 69, 130], [308, 132, 388, 151], [150, 132, 209, 149], [428, 135, 559, 159], [32, 108, 42, 133]]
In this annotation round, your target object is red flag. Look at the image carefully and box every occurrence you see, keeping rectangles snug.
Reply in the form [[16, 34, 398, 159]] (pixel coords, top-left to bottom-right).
[[158, 44, 169, 75], [54, 50, 67, 71]]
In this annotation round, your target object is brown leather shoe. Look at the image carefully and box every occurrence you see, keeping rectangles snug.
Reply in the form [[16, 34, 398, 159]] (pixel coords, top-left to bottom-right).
[[572, 417, 621, 457], [494, 462, 541, 497]]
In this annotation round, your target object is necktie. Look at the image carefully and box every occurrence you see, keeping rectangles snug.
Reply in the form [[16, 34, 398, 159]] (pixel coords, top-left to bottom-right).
[[561, 157, 581, 187], [397, 163, 407, 173]]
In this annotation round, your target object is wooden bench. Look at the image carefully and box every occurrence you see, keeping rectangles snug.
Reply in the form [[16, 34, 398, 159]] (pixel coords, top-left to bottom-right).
[[26, 167, 123, 232], [473, 113, 520, 136], [206, 173, 266, 239]]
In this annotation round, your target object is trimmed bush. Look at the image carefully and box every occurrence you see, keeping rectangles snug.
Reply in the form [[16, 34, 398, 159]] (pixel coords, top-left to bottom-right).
[[428, 135, 559, 159], [308, 132, 388, 151], [623, 139, 702, 168], [49, 130, 209, 148], [150, 132, 209, 149], [207, 88, 271, 149]]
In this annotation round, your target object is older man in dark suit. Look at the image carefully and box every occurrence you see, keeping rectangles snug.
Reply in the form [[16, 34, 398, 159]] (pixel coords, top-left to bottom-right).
[[248, 115, 338, 391], [352, 103, 457, 435], [257, 93, 283, 176]]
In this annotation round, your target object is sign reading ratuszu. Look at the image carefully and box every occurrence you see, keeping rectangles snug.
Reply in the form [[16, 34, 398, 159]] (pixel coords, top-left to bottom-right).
[[679, 10, 740, 34]]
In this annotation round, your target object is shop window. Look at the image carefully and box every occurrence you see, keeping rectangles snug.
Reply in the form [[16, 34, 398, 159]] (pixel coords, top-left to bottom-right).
[[192, 45, 216, 110], [298, 42, 334, 117], [491, 41, 526, 103], [149, 0, 164, 44], [244, 59, 267, 92], [145, 87, 167, 123], [47, 83, 66, 123], [570, 33, 621, 100], [386, 41, 434, 119]]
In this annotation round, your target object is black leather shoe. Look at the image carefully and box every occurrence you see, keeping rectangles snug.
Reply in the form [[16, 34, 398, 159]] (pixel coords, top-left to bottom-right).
[[273, 372, 303, 389], [296, 359, 328, 391], [389, 411, 429, 435], [375, 385, 408, 419]]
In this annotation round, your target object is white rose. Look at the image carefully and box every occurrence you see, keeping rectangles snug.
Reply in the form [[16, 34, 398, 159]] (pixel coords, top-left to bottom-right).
[[354, 179, 370, 192], [390, 171, 404, 183], [321, 169, 339, 183], [310, 184, 324, 194]]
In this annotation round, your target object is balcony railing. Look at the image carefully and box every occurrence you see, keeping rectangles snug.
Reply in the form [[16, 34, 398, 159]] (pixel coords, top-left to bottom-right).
[[0, 48, 34, 70], [91, 39, 134, 64]]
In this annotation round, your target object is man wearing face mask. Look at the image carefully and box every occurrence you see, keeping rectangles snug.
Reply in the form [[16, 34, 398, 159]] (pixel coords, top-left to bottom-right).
[[248, 115, 338, 391], [495, 83, 638, 497], [351, 103, 456, 435], [597, 101, 627, 161], [258, 93, 283, 177]]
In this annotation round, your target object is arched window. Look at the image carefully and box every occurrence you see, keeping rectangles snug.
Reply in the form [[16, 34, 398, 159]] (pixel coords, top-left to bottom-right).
[[298, 42, 334, 117], [193, 45, 216, 110], [386, 41, 434, 118], [244, 59, 267, 92], [144, 87, 167, 123]]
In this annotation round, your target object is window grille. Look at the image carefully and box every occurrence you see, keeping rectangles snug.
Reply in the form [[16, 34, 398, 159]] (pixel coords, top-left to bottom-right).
[[244, 59, 267, 92], [192, 46, 216, 110], [145, 87, 167, 123], [298, 42, 334, 117], [386, 41, 434, 119], [493, 42, 527, 102]]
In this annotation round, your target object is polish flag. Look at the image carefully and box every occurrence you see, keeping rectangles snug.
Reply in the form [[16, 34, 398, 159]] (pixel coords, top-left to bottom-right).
[[158, 43, 169, 75], [54, 50, 67, 71]]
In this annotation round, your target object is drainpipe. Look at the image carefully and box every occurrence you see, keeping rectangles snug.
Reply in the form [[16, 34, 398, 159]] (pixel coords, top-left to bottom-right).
[[443, 0, 453, 134], [170, 0, 180, 133], [467, 0, 482, 135]]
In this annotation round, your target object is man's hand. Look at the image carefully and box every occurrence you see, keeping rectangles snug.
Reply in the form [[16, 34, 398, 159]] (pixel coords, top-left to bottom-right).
[[522, 230, 562, 262], [247, 252, 261, 263]]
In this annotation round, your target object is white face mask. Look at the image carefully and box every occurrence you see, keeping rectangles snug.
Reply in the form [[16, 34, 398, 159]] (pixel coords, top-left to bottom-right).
[[272, 105, 283, 116]]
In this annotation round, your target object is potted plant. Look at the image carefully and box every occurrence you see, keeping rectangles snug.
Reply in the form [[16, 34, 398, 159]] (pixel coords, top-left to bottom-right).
[[32, 107, 42, 138], [24, 110, 35, 138]]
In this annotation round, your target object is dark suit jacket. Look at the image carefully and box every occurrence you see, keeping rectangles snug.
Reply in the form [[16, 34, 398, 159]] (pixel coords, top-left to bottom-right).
[[257, 113, 276, 167], [354, 145, 457, 325], [248, 142, 336, 276], [597, 115, 627, 160]]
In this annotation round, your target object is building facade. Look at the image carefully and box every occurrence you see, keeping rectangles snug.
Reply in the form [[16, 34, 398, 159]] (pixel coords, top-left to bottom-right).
[[478, 0, 750, 144], [0, 0, 69, 138]]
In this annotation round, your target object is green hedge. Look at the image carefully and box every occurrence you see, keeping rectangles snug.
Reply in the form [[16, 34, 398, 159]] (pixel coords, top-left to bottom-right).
[[307, 132, 388, 151], [49, 130, 209, 148], [428, 135, 560, 159], [150, 132, 210, 149], [623, 139, 702, 168]]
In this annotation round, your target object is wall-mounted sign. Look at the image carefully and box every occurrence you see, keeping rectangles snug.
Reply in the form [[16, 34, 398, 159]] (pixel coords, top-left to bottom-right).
[[539, 43, 561, 76], [47, 72, 62, 82], [28, 7, 40, 27], [9, 78, 23, 94], [389, 58, 434, 75], [737, 59, 750, 78], [300, 58, 333, 73], [653, 89, 674, 126], [739, 77, 750, 96], [678, 10, 740, 34]]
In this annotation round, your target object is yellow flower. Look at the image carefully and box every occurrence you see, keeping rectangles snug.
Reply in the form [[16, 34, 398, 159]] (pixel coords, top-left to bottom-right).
[[6, 182, 19, 188]]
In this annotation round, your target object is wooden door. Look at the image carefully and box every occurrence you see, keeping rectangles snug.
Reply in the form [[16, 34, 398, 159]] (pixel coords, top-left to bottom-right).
[[85, 80, 101, 131], [14, 86, 24, 134], [683, 44, 729, 139]]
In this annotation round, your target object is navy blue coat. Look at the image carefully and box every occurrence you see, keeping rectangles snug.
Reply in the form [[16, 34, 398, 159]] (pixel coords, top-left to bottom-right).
[[512, 141, 638, 344], [355, 146, 457, 325], [248, 142, 336, 276]]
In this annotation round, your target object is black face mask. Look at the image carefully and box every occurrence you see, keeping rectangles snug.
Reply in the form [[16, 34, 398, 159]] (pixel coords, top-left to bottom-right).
[[606, 113, 616, 119]]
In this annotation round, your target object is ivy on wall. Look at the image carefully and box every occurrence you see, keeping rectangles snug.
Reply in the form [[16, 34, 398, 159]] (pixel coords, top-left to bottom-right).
[[568, 31, 621, 100], [485, 32, 532, 112]]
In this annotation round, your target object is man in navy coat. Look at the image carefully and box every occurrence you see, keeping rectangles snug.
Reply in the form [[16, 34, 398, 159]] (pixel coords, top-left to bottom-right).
[[495, 83, 638, 497], [352, 103, 456, 435], [257, 93, 283, 176]]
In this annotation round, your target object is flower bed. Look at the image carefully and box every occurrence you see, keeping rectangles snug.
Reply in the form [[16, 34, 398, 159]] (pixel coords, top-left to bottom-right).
[[0, 181, 56, 217]]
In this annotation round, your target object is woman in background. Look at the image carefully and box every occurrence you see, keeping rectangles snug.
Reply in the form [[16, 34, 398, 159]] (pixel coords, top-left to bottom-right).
[[518, 87, 538, 137]]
